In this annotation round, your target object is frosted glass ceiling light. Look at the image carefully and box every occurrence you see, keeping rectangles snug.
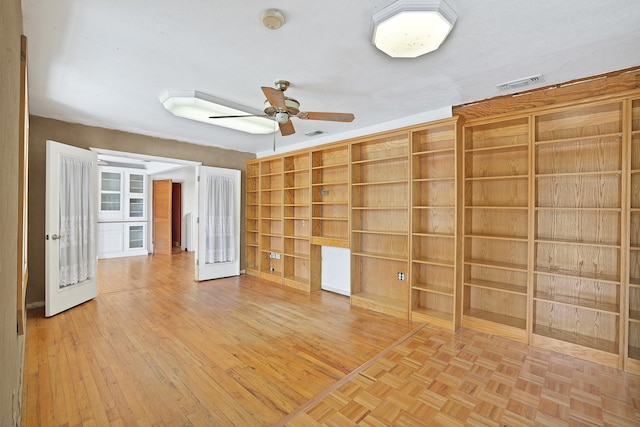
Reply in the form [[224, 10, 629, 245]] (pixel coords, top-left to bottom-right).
[[159, 90, 276, 134], [372, 0, 457, 58]]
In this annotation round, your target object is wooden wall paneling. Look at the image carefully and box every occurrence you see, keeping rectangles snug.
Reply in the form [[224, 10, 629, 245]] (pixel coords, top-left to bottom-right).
[[531, 100, 624, 368]]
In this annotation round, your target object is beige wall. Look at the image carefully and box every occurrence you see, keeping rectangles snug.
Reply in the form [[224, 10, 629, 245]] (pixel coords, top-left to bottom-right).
[[27, 116, 255, 304], [0, 0, 25, 424]]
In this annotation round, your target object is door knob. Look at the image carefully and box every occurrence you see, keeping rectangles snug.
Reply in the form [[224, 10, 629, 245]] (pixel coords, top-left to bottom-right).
[[51, 234, 63, 240]]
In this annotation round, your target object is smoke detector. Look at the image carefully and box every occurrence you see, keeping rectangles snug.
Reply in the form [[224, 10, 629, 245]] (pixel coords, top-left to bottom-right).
[[261, 9, 285, 30]]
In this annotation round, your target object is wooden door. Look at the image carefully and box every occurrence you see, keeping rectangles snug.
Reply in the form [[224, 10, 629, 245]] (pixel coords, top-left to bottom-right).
[[153, 179, 172, 255]]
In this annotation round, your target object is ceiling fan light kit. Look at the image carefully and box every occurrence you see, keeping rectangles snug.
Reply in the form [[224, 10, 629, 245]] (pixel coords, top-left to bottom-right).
[[372, 0, 457, 58], [159, 90, 276, 134]]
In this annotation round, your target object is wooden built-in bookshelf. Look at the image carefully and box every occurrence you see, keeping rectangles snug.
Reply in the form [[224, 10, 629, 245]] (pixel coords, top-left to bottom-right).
[[283, 152, 314, 291], [245, 162, 260, 276], [463, 117, 530, 342], [531, 101, 624, 367], [259, 158, 284, 283], [627, 97, 640, 374], [245, 84, 640, 372], [410, 119, 462, 329], [311, 143, 350, 248], [350, 132, 410, 318]]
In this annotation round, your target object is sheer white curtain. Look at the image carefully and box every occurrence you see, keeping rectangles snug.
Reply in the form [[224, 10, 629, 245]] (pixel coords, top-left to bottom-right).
[[59, 156, 96, 288], [205, 174, 236, 264]]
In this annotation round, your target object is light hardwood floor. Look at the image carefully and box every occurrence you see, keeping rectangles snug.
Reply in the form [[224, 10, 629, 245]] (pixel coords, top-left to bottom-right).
[[21, 252, 416, 426], [22, 252, 640, 426]]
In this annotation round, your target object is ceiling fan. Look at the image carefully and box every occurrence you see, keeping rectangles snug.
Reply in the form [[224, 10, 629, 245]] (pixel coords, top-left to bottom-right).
[[209, 80, 355, 136]]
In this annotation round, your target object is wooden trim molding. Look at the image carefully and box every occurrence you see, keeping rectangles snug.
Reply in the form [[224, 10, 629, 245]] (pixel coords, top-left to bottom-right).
[[453, 66, 640, 120], [17, 35, 29, 335]]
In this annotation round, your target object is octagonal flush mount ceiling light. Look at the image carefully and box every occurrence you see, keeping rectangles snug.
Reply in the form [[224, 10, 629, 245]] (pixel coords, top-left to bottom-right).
[[372, 0, 457, 58], [159, 90, 276, 135]]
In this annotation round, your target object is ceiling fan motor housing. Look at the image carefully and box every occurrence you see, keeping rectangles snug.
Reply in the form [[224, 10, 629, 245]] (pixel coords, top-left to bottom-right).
[[264, 97, 300, 116]]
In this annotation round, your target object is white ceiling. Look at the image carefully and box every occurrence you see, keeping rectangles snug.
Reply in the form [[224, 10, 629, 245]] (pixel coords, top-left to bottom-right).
[[21, 0, 640, 156]]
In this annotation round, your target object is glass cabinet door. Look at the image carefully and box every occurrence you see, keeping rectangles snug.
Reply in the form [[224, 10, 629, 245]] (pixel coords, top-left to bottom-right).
[[128, 224, 145, 249], [128, 173, 145, 219], [100, 171, 123, 220]]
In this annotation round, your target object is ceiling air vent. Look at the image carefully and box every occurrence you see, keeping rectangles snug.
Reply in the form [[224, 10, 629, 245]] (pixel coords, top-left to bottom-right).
[[305, 130, 325, 137], [496, 74, 544, 91]]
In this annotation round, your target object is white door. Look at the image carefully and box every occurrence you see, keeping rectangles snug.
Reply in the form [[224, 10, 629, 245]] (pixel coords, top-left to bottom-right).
[[45, 140, 98, 317], [196, 166, 241, 280]]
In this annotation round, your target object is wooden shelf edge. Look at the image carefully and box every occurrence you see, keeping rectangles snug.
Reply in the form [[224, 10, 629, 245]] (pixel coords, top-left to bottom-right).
[[310, 236, 349, 248], [534, 131, 623, 147], [534, 292, 620, 315], [283, 277, 311, 292], [245, 268, 260, 277], [412, 283, 454, 296], [464, 279, 527, 296], [625, 356, 640, 375], [411, 309, 454, 330], [534, 268, 620, 285], [532, 331, 620, 369], [461, 313, 527, 343], [259, 271, 283, 284], [351, 292, 407, 319]]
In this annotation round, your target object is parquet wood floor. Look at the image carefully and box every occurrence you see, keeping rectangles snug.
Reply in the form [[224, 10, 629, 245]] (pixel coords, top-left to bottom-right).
[[282, 324, 640, 426]]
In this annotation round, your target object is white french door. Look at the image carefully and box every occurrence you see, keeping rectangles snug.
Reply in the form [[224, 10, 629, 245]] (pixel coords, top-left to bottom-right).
[[196, 166, 241, 280], [45, 140, 98, 316]]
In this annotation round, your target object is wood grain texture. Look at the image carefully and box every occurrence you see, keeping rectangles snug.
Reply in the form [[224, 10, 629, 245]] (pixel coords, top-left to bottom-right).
[[21, 251, 416, 426], [453, 67, 640, 120]]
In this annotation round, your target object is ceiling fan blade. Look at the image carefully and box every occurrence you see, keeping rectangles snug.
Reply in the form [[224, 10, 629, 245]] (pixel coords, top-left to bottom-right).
[[262, 87, 287, 110], [297, 111, 355, 122], [209, 114, 268, 119], [279, 120, 295, 136]]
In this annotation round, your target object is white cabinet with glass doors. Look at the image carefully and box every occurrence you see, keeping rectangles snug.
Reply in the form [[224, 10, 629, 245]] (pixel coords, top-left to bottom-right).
[[98, 166, 149, 258]]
